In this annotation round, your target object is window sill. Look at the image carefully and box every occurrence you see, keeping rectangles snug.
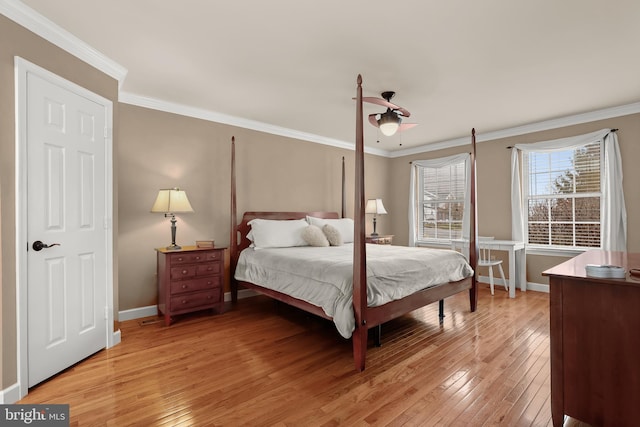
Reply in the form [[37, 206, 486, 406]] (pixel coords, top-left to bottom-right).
[[525, 245, 589, 257], [418, 241, 594, 258], [416, 240, 454, 249]]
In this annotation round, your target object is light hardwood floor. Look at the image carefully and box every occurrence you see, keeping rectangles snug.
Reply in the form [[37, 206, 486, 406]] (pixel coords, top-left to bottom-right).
[[20, 285, 584, 426]]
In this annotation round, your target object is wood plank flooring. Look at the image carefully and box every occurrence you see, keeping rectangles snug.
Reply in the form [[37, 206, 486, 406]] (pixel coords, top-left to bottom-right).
[[20, 286, 581, 426]]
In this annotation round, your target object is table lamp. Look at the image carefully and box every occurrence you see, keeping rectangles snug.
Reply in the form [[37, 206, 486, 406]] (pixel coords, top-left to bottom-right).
[[365, 198, 387, 237], [151, 188, 194, 250]]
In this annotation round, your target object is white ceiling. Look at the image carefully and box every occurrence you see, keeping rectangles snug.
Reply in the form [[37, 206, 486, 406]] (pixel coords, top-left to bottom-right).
[[13, 0, 640, 154]]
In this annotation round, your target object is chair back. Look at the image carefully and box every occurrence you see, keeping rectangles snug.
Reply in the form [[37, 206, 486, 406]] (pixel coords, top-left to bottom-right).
[[478, 236, 495, 262]]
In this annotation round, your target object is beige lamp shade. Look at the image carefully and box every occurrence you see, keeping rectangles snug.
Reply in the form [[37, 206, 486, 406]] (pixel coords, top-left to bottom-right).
[[365, 198, 387, 236], [151, 188, 193, 250], [365, 198, 387, 215], [151, 188, 194, 214]]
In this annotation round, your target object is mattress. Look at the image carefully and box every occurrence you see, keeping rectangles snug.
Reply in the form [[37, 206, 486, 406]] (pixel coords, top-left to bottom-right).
[[234, 244, 474, 338]]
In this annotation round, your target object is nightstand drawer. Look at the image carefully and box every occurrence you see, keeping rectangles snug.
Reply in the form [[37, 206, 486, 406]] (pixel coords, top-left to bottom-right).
[[170, 276, 221, 295], [170, 289, 221, 311], [170, 252, 209, 265], [170, 265, 198, 280], [196, 262, 221, 276], [204, 251, 222, 261]]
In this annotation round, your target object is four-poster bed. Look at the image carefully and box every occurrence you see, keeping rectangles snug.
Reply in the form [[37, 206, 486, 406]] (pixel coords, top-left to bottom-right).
[[229, 75, 478, 371]]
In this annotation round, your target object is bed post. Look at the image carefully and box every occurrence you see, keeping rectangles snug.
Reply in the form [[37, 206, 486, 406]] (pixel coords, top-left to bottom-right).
[[341, 156, 346, 218], [469, 129, 479, 311], [352, 75, 368, 371], [230, 136, 239, 303]]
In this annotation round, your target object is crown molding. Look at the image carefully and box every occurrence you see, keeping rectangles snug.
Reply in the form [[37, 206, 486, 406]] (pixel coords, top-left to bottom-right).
[[122, 91, 640, 159], [5, 0, 637, 158], [389, 101, 640, 158], [0, 0, 127, 85], [119, 91, 389, 157]]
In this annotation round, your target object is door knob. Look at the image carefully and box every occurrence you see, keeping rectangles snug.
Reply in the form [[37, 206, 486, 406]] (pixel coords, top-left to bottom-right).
[[32, 241, 60, 251]]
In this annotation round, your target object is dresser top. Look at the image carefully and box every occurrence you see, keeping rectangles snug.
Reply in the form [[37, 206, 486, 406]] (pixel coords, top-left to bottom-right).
[[155, 245, 226, 253], [543, 249, 640, 286]]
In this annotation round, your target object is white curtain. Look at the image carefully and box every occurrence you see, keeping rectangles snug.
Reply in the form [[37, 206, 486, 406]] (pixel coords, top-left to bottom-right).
[[510, 128, 626, 251], [408, 153, 471, 247]]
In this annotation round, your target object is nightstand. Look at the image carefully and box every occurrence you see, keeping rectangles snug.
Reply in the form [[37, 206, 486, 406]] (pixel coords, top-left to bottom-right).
[[366, 235, 394, 245], [156, 246, 225, 326]]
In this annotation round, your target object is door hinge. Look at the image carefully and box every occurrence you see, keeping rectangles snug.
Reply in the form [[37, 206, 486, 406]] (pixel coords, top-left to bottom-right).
[[105, 306, 109, 320], [104, 127, 112, 139]]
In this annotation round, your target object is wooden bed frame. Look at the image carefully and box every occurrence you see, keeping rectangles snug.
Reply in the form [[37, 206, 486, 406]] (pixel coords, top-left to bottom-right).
[[229, 75, 478, 371]]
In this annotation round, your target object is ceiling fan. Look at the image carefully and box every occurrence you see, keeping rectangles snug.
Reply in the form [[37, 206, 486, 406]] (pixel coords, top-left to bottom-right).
[[363, 91, 418, 136]]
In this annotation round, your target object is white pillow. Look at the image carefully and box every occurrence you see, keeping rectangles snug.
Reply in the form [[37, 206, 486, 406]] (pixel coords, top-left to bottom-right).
[[247, 218, 309, 249], [307, 216, 354, 243], [302, 225, 330, 247]]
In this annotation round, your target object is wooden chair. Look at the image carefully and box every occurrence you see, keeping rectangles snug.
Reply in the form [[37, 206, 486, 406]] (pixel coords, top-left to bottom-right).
[[478, 237, 507, 295]]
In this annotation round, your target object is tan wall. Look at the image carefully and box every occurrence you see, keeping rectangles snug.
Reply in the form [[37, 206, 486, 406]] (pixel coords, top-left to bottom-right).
[[388, 114, 640, 285], [3, 10, 639, 396], [117, 104, 390, 310], [0, 16, 119, 389]]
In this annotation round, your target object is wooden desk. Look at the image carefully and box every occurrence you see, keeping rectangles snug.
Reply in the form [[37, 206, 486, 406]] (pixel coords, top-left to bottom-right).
[[451, 239, 526, 298], [543, 250, 640, 427]]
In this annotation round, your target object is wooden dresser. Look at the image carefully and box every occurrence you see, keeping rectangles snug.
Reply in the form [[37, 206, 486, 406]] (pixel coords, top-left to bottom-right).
[[156, 246, 225, 326], [543, 250, 640, 427]]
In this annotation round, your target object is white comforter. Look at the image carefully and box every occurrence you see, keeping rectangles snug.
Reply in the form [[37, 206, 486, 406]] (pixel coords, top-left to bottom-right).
[[234, 244, 474, 338]]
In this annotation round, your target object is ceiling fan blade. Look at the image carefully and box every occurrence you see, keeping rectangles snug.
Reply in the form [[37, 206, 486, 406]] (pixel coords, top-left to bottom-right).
[[395, 106, 411, 118], [368, 114, 379, 128], [362, 97, 397, 110], [361, 97, 411, 118], [398, 123, 419, 132]]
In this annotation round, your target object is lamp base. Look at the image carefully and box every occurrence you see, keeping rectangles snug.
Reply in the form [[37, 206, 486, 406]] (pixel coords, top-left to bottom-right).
[[166, 244, 182, 251], [370, 232, 379, 237]]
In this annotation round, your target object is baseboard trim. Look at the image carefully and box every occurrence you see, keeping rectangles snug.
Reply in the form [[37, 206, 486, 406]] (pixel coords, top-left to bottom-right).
[[0, 382, 21, 404], [111, 329, 121, 346], [117, 281, 547, 323], [526, 282, 549, 293], [118, 305, 157, 321], [118, 290, 259, 321], [478, 275, 549, 294], [228, 289, 258, 301]]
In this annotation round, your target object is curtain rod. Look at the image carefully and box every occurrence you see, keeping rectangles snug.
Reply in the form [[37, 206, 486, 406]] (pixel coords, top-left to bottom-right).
[[409, 152, 473, 164], [505, 128, 618, 149]]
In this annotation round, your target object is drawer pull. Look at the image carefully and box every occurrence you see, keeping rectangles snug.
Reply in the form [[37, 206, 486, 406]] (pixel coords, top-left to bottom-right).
[[195, 256, 201, 260], [207, 295, 212, 299], [207, 267, 213, 271], [177, 257, 184, 262], [207, 281, 212, 285], [182, 269, 188, 275], [181, 300, 187, 304], [182, 284, 188, 289]]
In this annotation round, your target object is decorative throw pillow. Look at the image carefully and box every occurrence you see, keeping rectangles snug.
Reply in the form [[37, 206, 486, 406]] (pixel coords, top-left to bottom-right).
[[323, 224, 343, 246], [302, 225, 330, 247], [307, 216, 354, 243]]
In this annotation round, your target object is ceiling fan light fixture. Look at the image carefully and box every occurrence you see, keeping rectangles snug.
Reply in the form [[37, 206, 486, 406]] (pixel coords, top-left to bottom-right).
[[378, 111, 401, 136]]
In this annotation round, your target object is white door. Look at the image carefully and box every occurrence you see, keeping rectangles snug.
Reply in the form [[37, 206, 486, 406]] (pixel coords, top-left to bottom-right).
[[25, 70, 108, 387]]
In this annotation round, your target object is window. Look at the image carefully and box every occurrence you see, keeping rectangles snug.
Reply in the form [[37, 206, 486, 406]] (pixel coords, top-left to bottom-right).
[[524, 142, 602, 248], [419, 162, 466, 240], [410, 155, 469, 244], [512, 128, 626, 253]]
